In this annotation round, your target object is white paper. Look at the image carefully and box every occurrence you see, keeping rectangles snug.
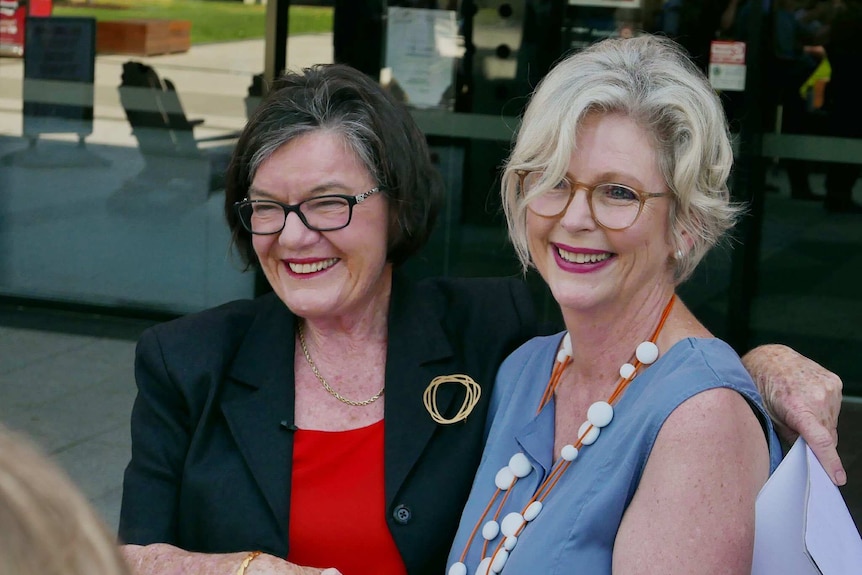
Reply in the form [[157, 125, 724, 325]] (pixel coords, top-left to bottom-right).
[[709, 63, 746, 91], [752, 438, 862, 575], [384, 7, 461, 110], [804, 445, 862, 573]]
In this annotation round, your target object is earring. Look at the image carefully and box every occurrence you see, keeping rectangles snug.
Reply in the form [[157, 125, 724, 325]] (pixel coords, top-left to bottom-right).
[[675, 249, 684, 260]]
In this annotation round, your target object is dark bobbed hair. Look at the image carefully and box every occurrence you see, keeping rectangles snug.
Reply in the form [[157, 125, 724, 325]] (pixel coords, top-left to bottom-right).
[[224, 64, 443, 268]]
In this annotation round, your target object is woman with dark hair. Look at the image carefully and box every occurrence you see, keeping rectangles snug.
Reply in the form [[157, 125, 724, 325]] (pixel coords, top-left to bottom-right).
[[118, 63, 844, 575]]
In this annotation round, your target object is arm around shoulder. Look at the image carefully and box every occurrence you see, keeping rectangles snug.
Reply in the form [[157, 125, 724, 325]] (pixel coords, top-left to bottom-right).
[[741, 344, 846, 485]]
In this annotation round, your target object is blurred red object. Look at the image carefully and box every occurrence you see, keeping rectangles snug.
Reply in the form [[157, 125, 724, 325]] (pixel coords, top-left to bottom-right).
[[0, 0, 53, 57]]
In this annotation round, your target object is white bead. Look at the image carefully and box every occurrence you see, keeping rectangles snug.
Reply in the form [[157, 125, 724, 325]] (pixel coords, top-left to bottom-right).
[[448, 563, 467, 575], [482, 520, 500, 540], [563, 332, 572, 356], [494, 466, 515, 490], [636, 341, 659, 364], [503, 535, 518, 551], [500, 511, 525, 537], [619, 362, 636, 379], [578, 421, 600, 445], [477, 557, 493, 575], [524, 500, 543, 521], [556, 349, 569, 363], [490, 549, 509, 573], [587, 401, 614, 428], [508, 453, 532, 478], [561, 444, 579, 461]]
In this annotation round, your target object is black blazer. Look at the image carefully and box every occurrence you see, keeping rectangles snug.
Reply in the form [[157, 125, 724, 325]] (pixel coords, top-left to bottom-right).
[[119, 272, 539, 575]]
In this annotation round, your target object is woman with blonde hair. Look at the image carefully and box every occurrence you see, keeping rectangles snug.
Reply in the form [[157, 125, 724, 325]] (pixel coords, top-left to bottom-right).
[[0, 423, 131, 575], [449, 34, 794, 574]]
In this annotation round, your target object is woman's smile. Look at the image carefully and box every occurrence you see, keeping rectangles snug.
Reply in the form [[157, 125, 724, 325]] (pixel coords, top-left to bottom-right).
[[528, 112, 674, 313], [250, 131, 392, 321], [552, 244, 615, 273], [285, 257, 341, 276]]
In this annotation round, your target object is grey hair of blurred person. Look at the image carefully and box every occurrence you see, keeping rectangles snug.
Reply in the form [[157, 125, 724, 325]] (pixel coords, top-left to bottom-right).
[[502, 34, 742, 283], [225, 63, 443, 268]]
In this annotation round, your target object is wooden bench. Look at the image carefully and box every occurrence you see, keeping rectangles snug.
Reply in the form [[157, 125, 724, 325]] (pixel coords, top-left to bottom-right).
[[97, 19, 191, 56]]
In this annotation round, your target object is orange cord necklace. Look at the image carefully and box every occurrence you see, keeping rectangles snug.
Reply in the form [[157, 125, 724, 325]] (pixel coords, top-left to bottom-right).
[[449, 294, 677, 575]]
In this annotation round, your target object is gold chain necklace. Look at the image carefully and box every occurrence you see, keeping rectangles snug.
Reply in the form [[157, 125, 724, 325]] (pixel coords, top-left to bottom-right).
[[297, 321, 385, 407]]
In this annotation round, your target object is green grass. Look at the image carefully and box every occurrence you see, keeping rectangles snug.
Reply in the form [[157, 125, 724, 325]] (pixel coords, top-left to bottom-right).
[[52, 0, 333, 44]]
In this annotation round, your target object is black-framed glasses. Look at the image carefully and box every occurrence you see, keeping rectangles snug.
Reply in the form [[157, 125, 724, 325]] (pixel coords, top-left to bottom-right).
[[234, 187, 381, 234], [517, 170, 668, 231]]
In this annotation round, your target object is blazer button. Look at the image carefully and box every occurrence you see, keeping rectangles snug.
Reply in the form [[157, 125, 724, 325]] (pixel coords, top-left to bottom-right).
[[393, 504, 412, 524]]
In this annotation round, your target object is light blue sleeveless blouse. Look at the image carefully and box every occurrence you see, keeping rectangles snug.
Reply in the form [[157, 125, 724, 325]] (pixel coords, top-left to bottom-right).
[[447, 334, 782, 575]]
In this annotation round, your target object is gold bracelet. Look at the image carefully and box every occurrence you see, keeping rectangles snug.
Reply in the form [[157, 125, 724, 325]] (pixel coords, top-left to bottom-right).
[[236, 551, 262, 575]]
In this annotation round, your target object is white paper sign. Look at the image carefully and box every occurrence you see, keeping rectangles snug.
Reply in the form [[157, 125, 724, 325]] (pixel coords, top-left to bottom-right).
[[709, 40, 746, 92], [384, 7, 461, 110], [752, 438, 862, 574]]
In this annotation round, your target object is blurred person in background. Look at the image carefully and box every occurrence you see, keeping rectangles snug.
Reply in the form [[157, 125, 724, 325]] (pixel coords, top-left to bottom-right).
[[823, 0, 862, 213], [0, 423, 131, 575]]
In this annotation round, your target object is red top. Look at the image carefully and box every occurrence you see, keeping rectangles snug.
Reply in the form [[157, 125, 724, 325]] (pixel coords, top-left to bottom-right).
[[287, 420, 408, 575]]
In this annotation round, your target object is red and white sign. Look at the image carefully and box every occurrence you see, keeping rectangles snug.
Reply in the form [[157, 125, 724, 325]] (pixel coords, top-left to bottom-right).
[[0, 0, 52, 57], [0, 0, 25, 56], [709, 40, 747, 92], [710, 40, 746, 64]]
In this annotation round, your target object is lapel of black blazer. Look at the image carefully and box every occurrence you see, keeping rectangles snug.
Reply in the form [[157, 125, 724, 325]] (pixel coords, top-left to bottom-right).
[[216, 275, 463, 535], [384, 273, 461, 505], [221, 293, 297, 543]]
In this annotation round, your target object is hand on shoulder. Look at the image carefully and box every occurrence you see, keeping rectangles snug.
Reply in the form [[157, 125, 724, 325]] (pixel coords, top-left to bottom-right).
[[742, 344, 845, 485]]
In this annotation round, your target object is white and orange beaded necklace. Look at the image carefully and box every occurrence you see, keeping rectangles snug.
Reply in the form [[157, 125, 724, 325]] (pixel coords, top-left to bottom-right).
[[449, 294, 677, 575]]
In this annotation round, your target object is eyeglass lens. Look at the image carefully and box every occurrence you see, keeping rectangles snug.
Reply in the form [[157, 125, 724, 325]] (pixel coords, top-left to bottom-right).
[[238, 196, 353, 234], [522, 172, 643, 230]]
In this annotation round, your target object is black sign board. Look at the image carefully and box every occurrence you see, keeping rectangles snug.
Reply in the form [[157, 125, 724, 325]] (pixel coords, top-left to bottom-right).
[[22, 16, 96, 137]]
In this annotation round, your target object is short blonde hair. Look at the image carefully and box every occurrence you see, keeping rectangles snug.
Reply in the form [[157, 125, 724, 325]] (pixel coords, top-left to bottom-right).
[[502, 34, 742, 283], [0, 424, 131, 575]]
